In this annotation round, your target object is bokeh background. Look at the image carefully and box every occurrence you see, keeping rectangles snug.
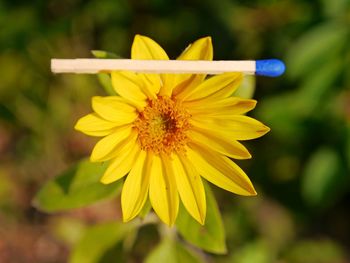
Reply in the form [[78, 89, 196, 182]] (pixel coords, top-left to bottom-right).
[[0, 0, 349, 262]]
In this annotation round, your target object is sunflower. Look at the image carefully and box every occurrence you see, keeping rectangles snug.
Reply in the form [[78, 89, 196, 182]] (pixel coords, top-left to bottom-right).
[[75, 35, 270, 226]]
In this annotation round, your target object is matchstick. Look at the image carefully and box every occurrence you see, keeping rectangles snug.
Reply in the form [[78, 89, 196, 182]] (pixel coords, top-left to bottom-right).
[[51, 59, 285, 77]]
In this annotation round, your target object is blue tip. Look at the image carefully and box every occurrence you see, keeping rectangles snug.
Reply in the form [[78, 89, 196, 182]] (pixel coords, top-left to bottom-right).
[[256, 59, 285, 77]]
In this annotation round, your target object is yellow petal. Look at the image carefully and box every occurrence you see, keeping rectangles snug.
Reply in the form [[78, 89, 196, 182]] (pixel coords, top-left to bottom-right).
[[170, 74, 200, 97], [186, 97, 257, 116], [190, 115, 270, 140], [173, 153, 206, 225], [111, 71, 147, 110], [131, 34, 169, 60], [121, 150, 151, 222], [187, 144, 257, 196], [92, 96, 137, 124], [149, 154, 179, 226], [78, 129, 114, 137], [169, 37, 213, 97], [90, 126, 135, 162], [179, 73, 243, 102], [138, 73, 161, 99], [101, 143, 141, 184], [74, 113, 118, 137], [131, 34, 169, 91], [177, 36, 213, 61], [188, 129, 251, 159]]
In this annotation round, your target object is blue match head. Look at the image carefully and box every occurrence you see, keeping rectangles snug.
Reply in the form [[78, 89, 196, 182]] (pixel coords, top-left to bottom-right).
[[256, 59, 285, 77]]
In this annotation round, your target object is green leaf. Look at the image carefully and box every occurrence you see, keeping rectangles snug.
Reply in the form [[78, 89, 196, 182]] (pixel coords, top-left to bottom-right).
[[301, 147, 344, 207], [174, 242, 203, 263], [257, 59, 341, 140], [286, 22, 348, 79], [233, 75, 256, 99], [145, 238, 203, 263], [97, 73, 117, 96], [293, 59, 342, 116], [33, 159, 122, 212], [91, 50, 119, 96], [70, 221, 135, 263], [319, 0, 349, 17], [231, 240, 274, 263], [91, 50, 121, 59], [176, 183, 226, 254], [256, 92, 304, 141], [284, 239, 346, 263], [139, 199, 152, 219], [51, 217, 87, 246]]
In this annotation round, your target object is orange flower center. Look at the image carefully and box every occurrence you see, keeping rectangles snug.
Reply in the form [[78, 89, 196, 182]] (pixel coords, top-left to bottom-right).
[[134, 96, 191, 155]]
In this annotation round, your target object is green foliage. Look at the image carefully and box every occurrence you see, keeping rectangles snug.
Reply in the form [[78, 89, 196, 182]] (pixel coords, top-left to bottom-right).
[[70, 221, 136, 263], [52, 217, 87, 246], [284, 239, 346, 263], [176, 184, 226, 254], [301, 147, 344, 207], [231, 240, 274, 263], [1, 0, 350, 262], [139, 200, 152, 219], [91, 50, 121, 59], [97, 74, 117, 96], [293, 59, 341, 116], [233, 75, 256, 99], [286, 22, 348, 79], [258, 59, 342, 140], [33, 159, 122, 212], [92, 50, 119, 96], [145, 238, 202, 263]]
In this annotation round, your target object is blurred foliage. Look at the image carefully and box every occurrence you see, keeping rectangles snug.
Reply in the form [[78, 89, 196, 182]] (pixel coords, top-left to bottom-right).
[[1, 0, 350, 262], [145, 237, 202, 263], [70, 221, 136, 263], [33, 159, 122, 212], [176, 183, 226, 254]]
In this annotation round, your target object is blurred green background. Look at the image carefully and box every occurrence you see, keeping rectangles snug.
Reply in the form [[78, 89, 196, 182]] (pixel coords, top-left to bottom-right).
[[0, 0, 350, 262]]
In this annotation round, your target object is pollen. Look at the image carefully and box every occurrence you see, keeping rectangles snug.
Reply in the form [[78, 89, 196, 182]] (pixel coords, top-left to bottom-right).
[[134, 96, 191, 155]]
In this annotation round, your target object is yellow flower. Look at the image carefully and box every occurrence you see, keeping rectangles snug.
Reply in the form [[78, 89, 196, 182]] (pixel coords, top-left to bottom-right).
[[75, 35, 270, 226]]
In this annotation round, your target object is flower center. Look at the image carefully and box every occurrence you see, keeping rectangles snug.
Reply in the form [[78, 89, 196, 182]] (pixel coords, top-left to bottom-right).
[[134, 96, 191, 155]]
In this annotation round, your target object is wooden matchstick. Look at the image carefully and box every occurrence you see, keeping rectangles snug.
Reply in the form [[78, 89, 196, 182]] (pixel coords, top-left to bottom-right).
[[51, 59, 285, 77]]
